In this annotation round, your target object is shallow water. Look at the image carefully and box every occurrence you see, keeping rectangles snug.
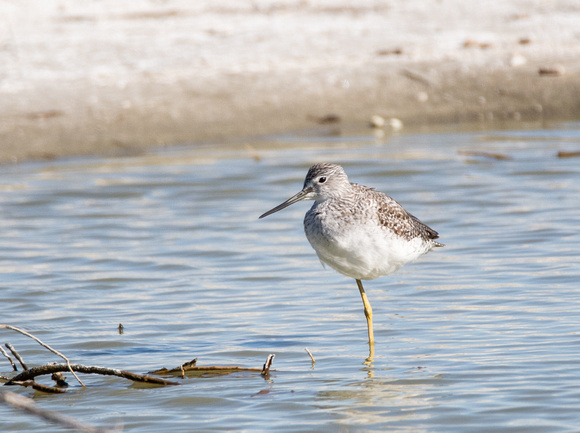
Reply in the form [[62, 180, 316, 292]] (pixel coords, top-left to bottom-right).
[[1, 122, 579, 432]]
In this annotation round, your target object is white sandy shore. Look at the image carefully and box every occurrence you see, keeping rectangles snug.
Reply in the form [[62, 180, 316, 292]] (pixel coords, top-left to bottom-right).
[[1, 0, 579, 162]]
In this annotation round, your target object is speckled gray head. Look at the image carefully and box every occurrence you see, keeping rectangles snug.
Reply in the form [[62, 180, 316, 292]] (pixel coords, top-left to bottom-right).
[[302, 163, 352, 201], [258, 163, 348, 219]]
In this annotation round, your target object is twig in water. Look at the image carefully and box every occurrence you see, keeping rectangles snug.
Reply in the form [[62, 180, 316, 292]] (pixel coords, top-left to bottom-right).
[[149, 358, 271, 378], [261, 354, 275, 376], [0, 391, 113, 433], [11, 380, 67, 394], [51, 372, 69, 388], [5, 363, 180, 387], [0, 324, 86, 387], [0, 345, 17, 371], [251, 389, 271, 397], [150, 365, 265, 376], [182, 358, 197, 368], [557, 150, 580, 158], [5, 343, 28, 370], [458, 150, 511, 160], [304, 347, 316, 365]]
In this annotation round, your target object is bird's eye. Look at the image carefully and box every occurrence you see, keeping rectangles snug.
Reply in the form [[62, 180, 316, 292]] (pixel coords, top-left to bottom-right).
[[318, 176, 327, 183]]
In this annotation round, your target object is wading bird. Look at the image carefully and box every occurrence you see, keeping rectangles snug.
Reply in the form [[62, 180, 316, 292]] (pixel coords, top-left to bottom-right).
[[259, 163, 443, 356]]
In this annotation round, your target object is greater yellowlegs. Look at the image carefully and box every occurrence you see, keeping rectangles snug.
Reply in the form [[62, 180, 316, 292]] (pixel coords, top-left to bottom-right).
[[259, 163, 443, 350]]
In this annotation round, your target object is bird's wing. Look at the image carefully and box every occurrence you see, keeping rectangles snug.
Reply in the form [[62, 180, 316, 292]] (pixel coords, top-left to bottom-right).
[[407, 212, 442, 241], [370, 189, 442, 244]]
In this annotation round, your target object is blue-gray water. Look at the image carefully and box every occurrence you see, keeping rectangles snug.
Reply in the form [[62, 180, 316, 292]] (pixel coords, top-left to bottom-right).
[[1, 122, 579, 432]]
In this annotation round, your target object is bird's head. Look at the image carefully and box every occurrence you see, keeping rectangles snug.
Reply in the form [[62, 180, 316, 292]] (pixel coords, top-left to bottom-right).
[[302, 163, 350, 201], [259, 163, 350, 219]]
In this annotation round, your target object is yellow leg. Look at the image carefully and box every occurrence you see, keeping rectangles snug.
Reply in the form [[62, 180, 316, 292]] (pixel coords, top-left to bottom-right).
[[356, 279, 375, 347]]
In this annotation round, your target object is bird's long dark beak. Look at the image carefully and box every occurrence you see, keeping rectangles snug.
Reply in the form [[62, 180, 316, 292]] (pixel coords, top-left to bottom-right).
[[259, 187, 313, 219]]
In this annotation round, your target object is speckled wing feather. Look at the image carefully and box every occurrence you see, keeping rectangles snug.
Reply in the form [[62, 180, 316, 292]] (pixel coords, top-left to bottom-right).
[[354, 184, 444, 246], [407, 213, 444, 246]]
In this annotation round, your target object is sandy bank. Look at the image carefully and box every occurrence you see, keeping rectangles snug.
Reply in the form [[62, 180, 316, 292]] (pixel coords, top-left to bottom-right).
[[1, 0, 579, 163]]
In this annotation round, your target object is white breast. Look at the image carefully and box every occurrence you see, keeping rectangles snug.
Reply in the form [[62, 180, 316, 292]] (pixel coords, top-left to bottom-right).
[[304, 202, 433, 280]]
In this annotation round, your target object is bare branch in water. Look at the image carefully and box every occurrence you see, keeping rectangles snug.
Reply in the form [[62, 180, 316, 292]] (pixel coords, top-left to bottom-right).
[[5, 363, 179, 387], [51, 372, 69, 388], [557, 150, 580, 158], [10, 380, 67, 394], [261, 354, 275, 376], [151, 364, 266, 376], [0, 324, 86, 387], [5, 343, 28, 370], [2, 325, 273, 393], [458, 150, 511, 160], [0, 345, 18, 371], [150, 356, 276, 378], [304, 347, 316, 365]]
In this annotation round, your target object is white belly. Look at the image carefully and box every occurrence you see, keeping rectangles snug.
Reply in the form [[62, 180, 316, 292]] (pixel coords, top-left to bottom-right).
[[305, 213, 432, 280]]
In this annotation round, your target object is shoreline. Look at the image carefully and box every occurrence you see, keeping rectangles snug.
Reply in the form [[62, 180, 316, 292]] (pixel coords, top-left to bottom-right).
[[2, 1, 579, 163]]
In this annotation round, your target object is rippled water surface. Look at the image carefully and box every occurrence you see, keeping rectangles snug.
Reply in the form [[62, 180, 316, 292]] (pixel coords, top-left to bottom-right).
[[1, 122, 579, 432]]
